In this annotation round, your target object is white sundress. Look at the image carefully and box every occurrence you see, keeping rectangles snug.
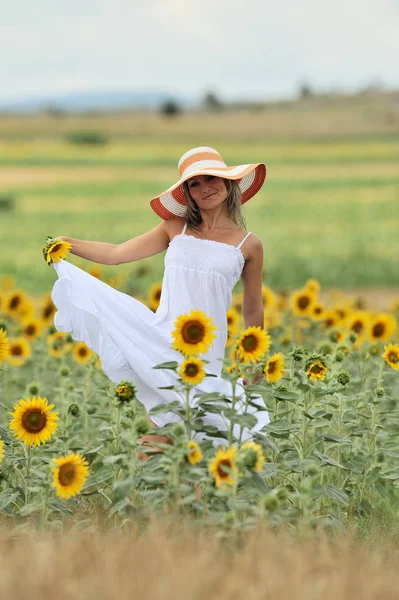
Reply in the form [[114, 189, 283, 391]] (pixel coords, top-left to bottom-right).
[[51, 222, 270, 445]]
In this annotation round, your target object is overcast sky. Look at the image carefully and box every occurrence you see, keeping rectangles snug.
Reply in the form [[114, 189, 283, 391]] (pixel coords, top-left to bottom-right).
[[1, 0, 398, 102]]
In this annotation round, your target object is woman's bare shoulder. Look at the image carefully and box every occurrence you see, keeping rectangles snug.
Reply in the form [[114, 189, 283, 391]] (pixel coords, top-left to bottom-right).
[[164, 217, 186, 241]]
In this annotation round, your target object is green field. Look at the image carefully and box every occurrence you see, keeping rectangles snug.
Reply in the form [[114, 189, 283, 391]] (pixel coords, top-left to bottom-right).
[[1, 93, 398, 294]]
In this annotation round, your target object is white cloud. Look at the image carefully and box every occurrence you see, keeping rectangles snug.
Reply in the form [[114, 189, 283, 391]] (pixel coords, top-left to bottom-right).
[[0, 0, 398, 101]]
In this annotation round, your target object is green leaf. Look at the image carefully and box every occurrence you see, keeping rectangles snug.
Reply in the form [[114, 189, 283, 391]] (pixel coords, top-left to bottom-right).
[[316, 484, 349, 506], [152, 361, 178, 370], [273, 391, 300, 403], [304, 409, 333, 421], [313, 451, 348, 470], [321, 434, 352, 445], [0, 490, 20, 511], [148, 400, 181, 415]]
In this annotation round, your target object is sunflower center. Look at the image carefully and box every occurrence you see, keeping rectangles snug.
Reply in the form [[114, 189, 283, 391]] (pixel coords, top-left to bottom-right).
[[325, 318, 335, 328], [26, 325, 36, 335], [298, 296, 310, 310], [185, 364, 199, 377], [352, 320, 363, 334], [268, 361, 276, 374], [51, 243, 62, 253], [11, 344, 23, 356], [58, 463, 77, 486], [314, 307, 322, 315], [217, 459, 232, 479], [44, 305, 54, 319], [388, 352, 399, 364], [78, 348, 88, 357], [372, 323, 385, 338], [10, 296, 21, 309], [21, 409, 47, 433], [155, 290, 162, 300], [310, 364, 324, 375], [182, 321, 205, 344], [242, 334, 258, 352]]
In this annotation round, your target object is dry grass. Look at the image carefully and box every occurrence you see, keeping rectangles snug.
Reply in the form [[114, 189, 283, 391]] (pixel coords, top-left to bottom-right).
[[0, 519, 398, 600]]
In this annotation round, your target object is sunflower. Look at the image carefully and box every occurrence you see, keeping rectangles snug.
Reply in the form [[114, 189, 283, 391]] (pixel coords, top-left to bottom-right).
[[261, 285, 277, 309], [186, 440, 203, 465], [39, 294, 57, 323], [226, 362, 242, 376], [9, 396, 59, 446], [47, 331, 73, 353], [346, 311, 370, 342], [322, 309, 341, 329], [0, 328, 9, 365], [382, 343, 399, 370], [264, 352, 285, 383], [52, 452, 89, 499], [147, 282, 163, 312], [236, 326, 271, 364], [48, 340, 67, 358], [306, 359, 327, 381], [368, 314, 397, 343], [21, 318, 43, 341], [6, 337, 32, 367], [0, 440, 4, 464], [178, 356, 206, 385], [239, 441, 265, 472], [310, 302, 326, 321], [231, 293, 243, 314], [290, 289, 316, 316], [304, 279, 320, 296], [172, 309, 217, 356], [226, 307, 241, 331], [209, 446, 238, 488], [44, 239, 72, 265], [72, 342, 94, 365], [3, 290, 26, 316]]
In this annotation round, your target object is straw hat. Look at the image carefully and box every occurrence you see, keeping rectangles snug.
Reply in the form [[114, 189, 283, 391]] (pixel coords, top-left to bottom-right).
[[150, 146, 267, 220]]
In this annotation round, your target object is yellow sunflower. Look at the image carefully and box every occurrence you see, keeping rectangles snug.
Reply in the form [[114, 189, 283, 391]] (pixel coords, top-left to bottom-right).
[[368, 313, 397, 343], [178, 356, 206, 385], [172, 309, 217, 356], [290, 289, 316, 316], [209, 446, 238, 488], [0, 328, 9, 365], [3, 290, 27, 317], [226, 307, 241, 332], [226, 362, 242, 376], [147, 282, 163, 312], [236, 326, 271, 364], [6, 337, 32, 367], [186, 440, 203, 465], [21, 318, 43, 341], [47, 331, 73, 353], [346, 311, 370, 343], [382, 343, 399, 370], [304, 279, 320, 296], [306, 360, 327, 381], [310, 302, 326, 321], [9, 396, 59, 446], [261, 285, 277, 309], [231, 293, 243, 314], [0, 440, 4, 464], [72, 342, 94, 365], [52, 452, 89, 499], [38, 294, 57, 324], [322, 309, 341, 329], [45, 239, 72, 265], [239, 441, 265, 472], [264, 352, 285, 383]]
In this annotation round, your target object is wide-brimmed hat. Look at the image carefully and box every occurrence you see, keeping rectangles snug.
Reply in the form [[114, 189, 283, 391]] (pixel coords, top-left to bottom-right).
[[150, 146, 267, 220]]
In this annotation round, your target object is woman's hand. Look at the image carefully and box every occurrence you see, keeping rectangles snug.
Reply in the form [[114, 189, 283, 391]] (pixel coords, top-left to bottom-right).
[[242, 365, 264, 386]]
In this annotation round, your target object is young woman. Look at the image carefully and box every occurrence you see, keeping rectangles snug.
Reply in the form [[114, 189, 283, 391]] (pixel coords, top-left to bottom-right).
[[51, 146, 270, 452]]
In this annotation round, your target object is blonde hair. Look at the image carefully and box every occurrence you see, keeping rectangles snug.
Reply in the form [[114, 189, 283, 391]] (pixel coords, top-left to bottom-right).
[[182, 179, 247, 233]]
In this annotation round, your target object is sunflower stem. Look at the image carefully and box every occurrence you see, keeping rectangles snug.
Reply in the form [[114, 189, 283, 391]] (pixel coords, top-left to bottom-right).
[[228, 379, 238, 447], [25, 444, 32, 505]]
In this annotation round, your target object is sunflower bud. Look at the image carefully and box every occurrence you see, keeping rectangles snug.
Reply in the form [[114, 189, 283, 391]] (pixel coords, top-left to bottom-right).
[[115, 381, 137, 404], [68, 403, 80, 417], [290, 346, 305, 362], [27, 382, 41, 395], [275, 384, 288, 392], [348, 332, 357, 344], [238, 446, 258, 470], [263, 493, 279, 512], [134, 416, 150, 436], [275, 487, 288, 501], [376, 387, 385, 398], [67, 382, 74, 391], [48, 325, 57, 335], [336, 370, 351, 386], [87, 406, 96, 415], [304, 462, 319, 477], [171, 423, 186, 440], [59, 366, 70, 377], [0, 321, 8, 332], [318, 343, 333, 355], [334, 351, 344, 363]]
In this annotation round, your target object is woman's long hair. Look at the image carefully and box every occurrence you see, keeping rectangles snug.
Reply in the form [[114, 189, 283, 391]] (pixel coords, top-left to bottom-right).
[[182, 179, 247, 234]]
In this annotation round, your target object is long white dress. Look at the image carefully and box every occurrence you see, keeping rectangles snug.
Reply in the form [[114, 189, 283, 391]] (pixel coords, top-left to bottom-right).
[[51, 222, 270, 445]]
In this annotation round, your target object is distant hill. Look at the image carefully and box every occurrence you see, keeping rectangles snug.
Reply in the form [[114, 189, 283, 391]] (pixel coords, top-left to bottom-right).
[[0, 90, 197, 113]]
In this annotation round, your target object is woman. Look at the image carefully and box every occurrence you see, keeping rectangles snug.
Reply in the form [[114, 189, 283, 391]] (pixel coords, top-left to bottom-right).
[[51, 146, 270, 453]]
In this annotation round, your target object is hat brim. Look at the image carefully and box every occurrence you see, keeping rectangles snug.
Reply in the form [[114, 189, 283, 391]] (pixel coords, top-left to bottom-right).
[[150, 163, 266, 220]]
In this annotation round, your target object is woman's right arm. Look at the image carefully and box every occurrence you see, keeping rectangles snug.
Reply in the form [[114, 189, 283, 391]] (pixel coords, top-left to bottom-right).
[[57, 221, 172, 266]]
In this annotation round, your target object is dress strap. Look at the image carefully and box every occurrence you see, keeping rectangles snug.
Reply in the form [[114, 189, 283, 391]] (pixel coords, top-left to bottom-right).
[[181, 222, 188, 235], [236, 231, 252, 249]]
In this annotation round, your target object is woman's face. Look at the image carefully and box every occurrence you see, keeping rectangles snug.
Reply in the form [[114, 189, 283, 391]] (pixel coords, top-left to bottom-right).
[[186, 175, 228, 210]]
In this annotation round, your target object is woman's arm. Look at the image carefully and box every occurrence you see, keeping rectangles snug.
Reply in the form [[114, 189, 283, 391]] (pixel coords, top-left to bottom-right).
[[55, 221, 171, 266], [241, 235, 264, 329]]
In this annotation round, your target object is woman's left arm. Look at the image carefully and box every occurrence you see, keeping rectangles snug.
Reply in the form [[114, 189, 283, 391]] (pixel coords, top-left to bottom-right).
[[241, 235, 264, 329]]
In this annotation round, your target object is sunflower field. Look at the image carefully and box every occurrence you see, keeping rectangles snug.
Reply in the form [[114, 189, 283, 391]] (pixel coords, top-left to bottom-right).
[[1, 239, 398, 533]]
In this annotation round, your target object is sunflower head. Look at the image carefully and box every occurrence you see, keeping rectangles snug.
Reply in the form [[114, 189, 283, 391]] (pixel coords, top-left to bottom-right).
[[238, 441, 265, 472], [6, 337, 32, 367], [147, 282, 163, 312], [382, 343, 399, 370], [44, 239, 72, 265], [0, 328, 9, 365], [9, 396, 59, 446], [186, 440, 203, 465], [178, 357, 206, 386], [115, 381, 137, 403], [209, 446, 238, 489], [305, 356, 328, 381], [52, 452, 89, 499], [172, 310, 217, 356], [73, 342, 94, 365], [236, 326, 271, 364], [368, 314, 397, 342], [264, 352, 285, 384], [290, 289, 316, 316]]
